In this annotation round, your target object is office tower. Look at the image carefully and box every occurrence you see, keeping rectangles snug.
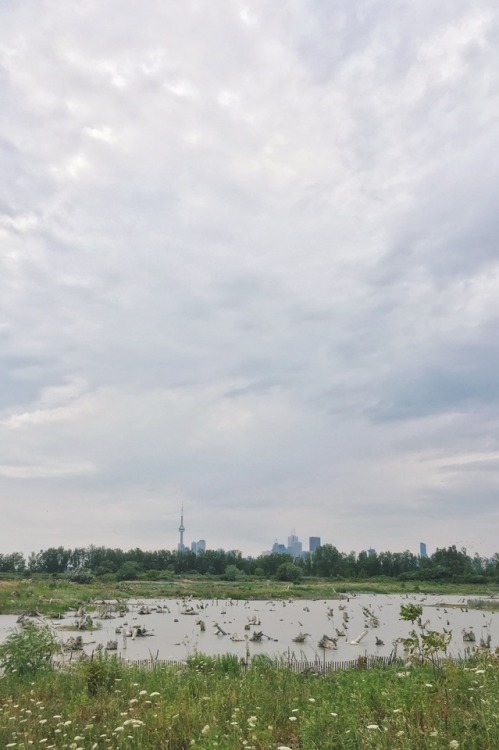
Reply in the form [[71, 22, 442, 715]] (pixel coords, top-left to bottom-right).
[[309, 536, 321, 553], [420, 542, 428, 558], [287, 531, 302, 559], [191, 539, 206, 555]]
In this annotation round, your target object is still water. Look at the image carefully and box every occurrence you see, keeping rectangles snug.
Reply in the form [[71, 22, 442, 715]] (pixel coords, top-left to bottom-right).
[[0, 594, 495, 664]]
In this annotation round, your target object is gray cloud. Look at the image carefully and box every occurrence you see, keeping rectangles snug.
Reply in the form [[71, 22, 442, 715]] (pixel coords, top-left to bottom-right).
[[1, 0, 499, 558]]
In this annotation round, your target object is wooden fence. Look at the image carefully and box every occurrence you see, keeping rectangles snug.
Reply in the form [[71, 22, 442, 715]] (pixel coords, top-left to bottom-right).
[[116, 652, 406, 674]]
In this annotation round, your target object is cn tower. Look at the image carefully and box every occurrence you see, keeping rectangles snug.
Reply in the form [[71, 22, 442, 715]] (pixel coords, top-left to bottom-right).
[[178, 505, 185, 552]]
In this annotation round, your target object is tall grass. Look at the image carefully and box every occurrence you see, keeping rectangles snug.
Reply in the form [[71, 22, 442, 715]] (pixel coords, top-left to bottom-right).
[[0, 652, 498, 748]]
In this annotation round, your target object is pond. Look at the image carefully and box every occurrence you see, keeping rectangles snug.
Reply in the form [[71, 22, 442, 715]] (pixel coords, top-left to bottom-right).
[[0, 594, 496, 665]]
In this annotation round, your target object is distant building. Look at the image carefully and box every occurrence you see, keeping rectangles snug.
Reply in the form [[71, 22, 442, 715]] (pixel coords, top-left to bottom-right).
[[420, 542, 428, 559], [367, 548, 376, 557], [272, 541, 288, 555], [309, 536, 321, 553], [191, 539, 206, 555], [287, 531, 302, 559]]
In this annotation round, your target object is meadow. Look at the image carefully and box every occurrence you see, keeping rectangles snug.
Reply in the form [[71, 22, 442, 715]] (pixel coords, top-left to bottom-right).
[[0, 649, 497, 749]]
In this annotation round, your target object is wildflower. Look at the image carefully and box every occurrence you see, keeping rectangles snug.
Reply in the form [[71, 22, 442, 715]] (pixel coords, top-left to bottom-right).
[[331, 713, 338, 717], [308, 698, 316, 702], [425, 683, 433, 688], [449, 742, 459, 749], [139, 690, 147, 696], [201, 725, 210, 734], [367, 724, 380, 730], [289, 716, 297, 721], [150, 692, 160, 697]]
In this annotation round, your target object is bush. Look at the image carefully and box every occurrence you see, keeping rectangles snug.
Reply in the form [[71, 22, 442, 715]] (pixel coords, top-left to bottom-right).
[[68, 566, 94, 584], [0, 623, 60, 676], [276, 562, 302, 582], [81, 653, 122, 696]]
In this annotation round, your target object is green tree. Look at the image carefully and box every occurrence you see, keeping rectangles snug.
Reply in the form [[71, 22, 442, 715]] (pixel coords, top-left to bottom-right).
[[276, 562, 302, 582]]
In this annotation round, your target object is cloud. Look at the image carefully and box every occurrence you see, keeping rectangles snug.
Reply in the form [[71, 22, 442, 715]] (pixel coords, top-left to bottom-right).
[[1, 0, 499, 557]]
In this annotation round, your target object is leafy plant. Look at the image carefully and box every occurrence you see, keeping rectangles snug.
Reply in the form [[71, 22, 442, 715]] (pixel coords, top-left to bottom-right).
[[399, 603, 451, 673], [0, 622, 60, 676], [82, 653, 122, 695]]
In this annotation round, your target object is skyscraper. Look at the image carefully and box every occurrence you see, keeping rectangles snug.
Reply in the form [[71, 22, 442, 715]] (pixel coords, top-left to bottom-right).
[[309, 536, 321, 553], [287, 531, 302, 559], [420, 542, 428, 558], [178, 505, 185, 553]]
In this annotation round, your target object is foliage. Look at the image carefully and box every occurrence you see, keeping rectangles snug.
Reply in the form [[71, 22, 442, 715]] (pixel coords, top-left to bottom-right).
[[1, 650, 499, 749], [399, 603, 452, 673], [223, 564, 244, 581], [0, 623, 60, 676], [67, 566, 94, 584], [276, 561, 302, 582], [82, 653, 123, 695], [3, 542, 499, 585]]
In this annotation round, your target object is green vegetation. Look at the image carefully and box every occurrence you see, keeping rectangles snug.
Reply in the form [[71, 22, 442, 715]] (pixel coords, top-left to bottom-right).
[[0, 622, 60, 677], [1, 575, 498, 617], [0, 647, 498, 748], [2, 542, 499, 585]]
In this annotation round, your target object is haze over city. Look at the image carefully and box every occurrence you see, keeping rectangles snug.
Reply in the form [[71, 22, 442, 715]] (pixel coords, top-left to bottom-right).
[[1, 1, 499, 559]]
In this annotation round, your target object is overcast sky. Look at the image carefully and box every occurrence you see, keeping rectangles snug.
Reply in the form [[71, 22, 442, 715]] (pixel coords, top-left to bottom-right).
[[1, 0, 499, 559]]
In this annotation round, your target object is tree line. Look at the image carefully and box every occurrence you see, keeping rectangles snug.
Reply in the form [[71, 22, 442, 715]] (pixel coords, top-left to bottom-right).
[[0, 544, 497, 583]]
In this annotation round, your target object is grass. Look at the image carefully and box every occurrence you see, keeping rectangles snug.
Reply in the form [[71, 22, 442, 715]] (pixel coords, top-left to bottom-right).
[[0, 652, 498, 748], [1, 576, 498, 616]]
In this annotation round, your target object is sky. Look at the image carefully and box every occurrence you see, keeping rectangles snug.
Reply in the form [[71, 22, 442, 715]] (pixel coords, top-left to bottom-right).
[[1, 0, 499, 560]]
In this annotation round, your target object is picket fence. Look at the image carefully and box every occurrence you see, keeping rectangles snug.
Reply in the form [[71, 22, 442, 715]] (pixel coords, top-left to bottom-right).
[[116, 652, 406, 674]]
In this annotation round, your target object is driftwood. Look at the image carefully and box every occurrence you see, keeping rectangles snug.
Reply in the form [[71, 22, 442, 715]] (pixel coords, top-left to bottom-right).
[[249, 630, 275, 642], [318, 635, 337, 649], [62, 635, 84, 651], [214, 622, 228, 636], [105, 640, 118, 650], [292, 632, 310, 643], [350, 630, 368, 645]]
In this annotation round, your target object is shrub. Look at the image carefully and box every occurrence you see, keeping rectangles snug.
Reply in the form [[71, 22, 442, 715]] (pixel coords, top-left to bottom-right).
[[68, 566, 94, 584], [81, 653, 122, 696], [0, 623, 60, 676]]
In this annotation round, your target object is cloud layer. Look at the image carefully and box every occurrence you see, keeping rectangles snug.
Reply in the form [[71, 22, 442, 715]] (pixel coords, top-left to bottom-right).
[[1, 0, 499, 557]]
